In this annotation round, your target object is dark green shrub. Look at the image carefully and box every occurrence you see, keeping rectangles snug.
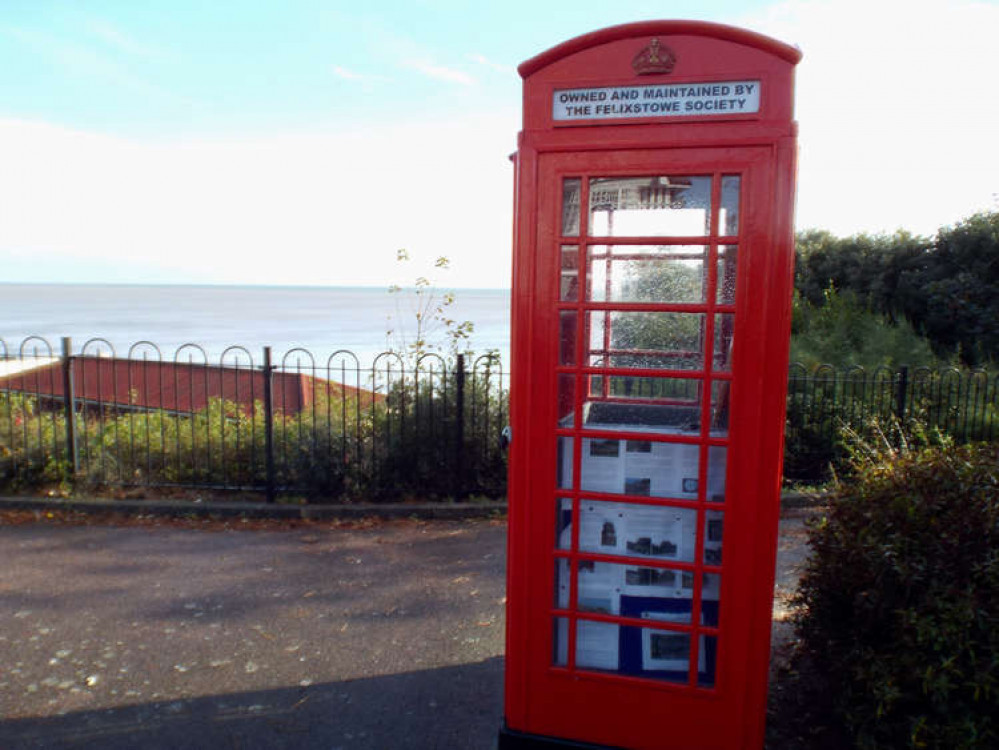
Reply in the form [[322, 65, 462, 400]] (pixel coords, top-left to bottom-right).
[[795, 429, 999, 748]]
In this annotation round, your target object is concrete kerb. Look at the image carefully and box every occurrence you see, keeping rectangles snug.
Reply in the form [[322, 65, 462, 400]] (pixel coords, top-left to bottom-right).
[[0, 495, 508, 521], [0, 491, 826, 522]]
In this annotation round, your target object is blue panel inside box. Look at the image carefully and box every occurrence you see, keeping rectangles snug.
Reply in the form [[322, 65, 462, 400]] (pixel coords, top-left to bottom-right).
[[617, 596, 718, 685]]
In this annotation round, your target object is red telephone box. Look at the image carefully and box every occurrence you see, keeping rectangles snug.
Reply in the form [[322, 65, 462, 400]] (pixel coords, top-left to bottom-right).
[[502, 21, 801, 750]]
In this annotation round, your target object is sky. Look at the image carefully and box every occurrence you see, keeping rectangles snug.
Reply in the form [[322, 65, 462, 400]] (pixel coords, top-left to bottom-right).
[[1, 0, 997, 289]]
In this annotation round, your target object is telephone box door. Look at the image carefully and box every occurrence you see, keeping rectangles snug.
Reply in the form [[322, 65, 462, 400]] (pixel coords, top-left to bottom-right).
[[509, 144, 790, 749]]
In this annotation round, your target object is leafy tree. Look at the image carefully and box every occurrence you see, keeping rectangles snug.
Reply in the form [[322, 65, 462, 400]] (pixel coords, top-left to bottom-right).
[[790, 286, 940, 369], [896, 211, 999, 367], [794, 212, 999, 366], [795, 228, 930, 323]]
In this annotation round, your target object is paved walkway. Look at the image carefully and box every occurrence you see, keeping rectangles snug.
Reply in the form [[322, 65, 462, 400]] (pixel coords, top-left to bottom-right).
[[0, 509, 816, 749]]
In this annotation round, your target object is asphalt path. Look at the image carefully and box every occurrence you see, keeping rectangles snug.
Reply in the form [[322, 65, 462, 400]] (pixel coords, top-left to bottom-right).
[[0, 516, 507, 749], [0, 509, 815, 749]]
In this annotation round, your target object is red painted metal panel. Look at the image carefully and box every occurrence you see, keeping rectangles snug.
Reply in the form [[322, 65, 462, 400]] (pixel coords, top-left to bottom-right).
[[506, 21, 798, 750]]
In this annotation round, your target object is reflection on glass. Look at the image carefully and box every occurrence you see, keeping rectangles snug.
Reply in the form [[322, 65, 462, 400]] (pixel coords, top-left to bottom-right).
[[560, 311, 577, 366], [717, 245, 737, 305], [579, 438, 700, 499], [588, 311, 705, 371], [707, 445, 727, 503], [562, 178, 581, 237], [587, 245, 706, 304], [710, 380, 730, 436], [560, 246, 579, 301], [556, 497, 573, 550], [576, 501, 697, 562], [558, 374, 575, 425], [580, 400, 700, 435], [558, 437, 575, 490], [713, 313, 735, 372], [588, 375, 702, 403], [589, 176, 712, 237], [720, 176, 740, 235]]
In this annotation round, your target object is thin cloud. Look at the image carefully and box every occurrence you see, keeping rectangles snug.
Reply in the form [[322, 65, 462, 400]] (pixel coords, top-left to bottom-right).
[[404, 59, 475, 86], [332, 65, 364, 80], [1, 24, 179, 103], [468, 53, 513, 75]]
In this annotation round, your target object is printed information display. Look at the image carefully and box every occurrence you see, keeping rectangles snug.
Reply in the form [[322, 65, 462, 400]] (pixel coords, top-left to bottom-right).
[[552, 80, 761, 122]]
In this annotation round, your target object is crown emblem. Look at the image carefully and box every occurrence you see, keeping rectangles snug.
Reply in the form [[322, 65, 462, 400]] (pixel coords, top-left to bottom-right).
[[632, 38, 676, 76]]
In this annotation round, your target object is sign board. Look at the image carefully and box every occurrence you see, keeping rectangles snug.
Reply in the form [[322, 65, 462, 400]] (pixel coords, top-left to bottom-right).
[[553, 80, 760, 122]]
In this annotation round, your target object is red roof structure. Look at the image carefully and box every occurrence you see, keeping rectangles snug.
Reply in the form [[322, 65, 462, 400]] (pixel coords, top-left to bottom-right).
[[0, 357, 377, 413]]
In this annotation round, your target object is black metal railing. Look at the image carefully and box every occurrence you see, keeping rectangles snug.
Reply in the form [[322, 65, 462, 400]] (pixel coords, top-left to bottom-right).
[[3, 335, 998, 496], [785, 363, 999, 480], [0, 336, 508, 502]]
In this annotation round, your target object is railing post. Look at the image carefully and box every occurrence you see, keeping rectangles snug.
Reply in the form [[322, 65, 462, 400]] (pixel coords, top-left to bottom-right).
[[263, 346, 276, 503], [895, 365, 910, 424], [455, 353, 465, 496], [61, 337, 79, 478]]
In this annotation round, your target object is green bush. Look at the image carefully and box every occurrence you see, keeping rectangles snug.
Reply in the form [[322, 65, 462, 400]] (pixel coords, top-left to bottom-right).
[[795, 428, 999, 748]]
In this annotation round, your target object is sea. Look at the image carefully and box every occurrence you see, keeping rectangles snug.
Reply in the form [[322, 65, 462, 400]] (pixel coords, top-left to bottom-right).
[[0, 284, 511, 370]]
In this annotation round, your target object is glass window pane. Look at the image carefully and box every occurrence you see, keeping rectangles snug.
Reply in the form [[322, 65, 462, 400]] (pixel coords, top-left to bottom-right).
[[587, 245, 706, 303], [717, 245, 737, 305], [555, 558, 571, 609], [576, 561, 694, 621], [580, 438, 699, 499], [639, 626, 691, 683], [588, 311, 705, 371], [713, 313, 734, 372], [558, 374, 575, 425], [574, 618, 702, 684], [702, 573, 721, 627], [556, 497, 573, 550], [589, 176, 712, 237], [703, 511, 723, 567], [568, 620, 716, 684], [698, 635, 718, 688], [560, 246, 579, 301], [707, 445, 727, 503], [588, 375, 702, 403], [562, 178, 581, 237], [558, 437, 575, 490], [710, 380, 730, 436], [581, 400, 700, 435], [576, 560, 620, 615], [553, 617, 569, 666], [560, 311, 577, 366], [581, 376, 703, 435], [577, 501, 698, 562], [720, 175, 740, 235], [576, 619, 620, 671]]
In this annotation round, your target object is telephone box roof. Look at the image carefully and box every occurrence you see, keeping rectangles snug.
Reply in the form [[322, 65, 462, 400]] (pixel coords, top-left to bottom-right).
[[518, 19, 802, 78]]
